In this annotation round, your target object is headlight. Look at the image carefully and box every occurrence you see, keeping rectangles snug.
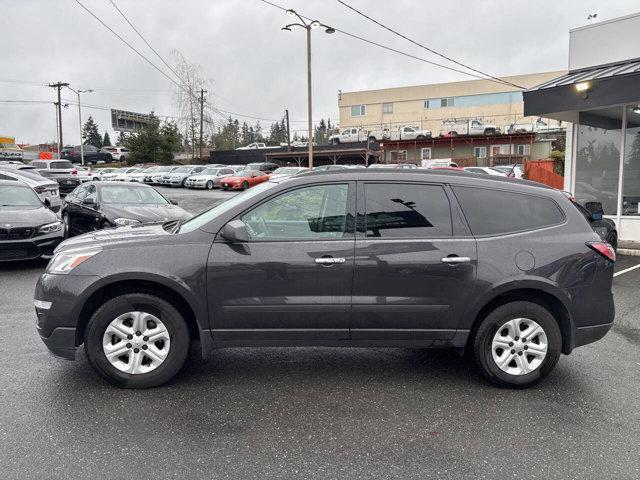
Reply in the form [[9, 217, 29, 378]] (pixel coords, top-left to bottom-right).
[[114, 218, 142, 226], [47, 247, 102, 274], [38, 221, 63, 234]]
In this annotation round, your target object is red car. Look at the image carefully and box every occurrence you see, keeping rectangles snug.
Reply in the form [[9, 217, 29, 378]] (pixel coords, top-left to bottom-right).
[[220, 169, 270, 190]]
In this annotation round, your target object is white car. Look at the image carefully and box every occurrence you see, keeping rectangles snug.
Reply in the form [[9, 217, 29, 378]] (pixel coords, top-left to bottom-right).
[[269, 166, 308, 180], [184, 166, 236, 190], [100, 146, 131, 162], [114, 167, 143, 181], [145, 165, 179, 184], [128, 166, 159, 183], [91, 167, 118, 180], [491, 165, 524, 179], [463, 166, 508, 176]]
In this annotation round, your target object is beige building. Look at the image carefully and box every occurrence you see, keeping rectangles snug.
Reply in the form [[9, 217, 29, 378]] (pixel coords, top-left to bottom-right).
[[338, 71, 565, 135]]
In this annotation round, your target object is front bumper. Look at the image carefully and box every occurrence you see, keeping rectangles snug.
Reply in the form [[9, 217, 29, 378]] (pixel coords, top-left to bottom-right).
[[35, 273, 101, 360], [0, 231, 63, 262], [185, 180, 206, 188], [161, 179, 184, 186], [221, 182, 242, 190]]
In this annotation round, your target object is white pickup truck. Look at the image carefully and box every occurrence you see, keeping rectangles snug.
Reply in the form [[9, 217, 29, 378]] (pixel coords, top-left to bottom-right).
[[505, 119, 565, 134], [440, 120, 499, 137], [329, 128, 368, 145], [235, 142, 279, 150], [368, 125, 432, 142]]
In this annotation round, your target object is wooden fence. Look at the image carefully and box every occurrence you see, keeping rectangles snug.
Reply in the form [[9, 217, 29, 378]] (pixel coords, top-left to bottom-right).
[[524, 159, 564, 189]]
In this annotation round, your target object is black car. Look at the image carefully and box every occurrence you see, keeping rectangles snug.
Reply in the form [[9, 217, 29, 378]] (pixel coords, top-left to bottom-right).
[[61, 181, 192, 237], [61, 145, 113, 164], [35, 170, 615, 389], [246, 162, 279, 173], [0, 180, 63, 261], [562, 192, 618, 251]]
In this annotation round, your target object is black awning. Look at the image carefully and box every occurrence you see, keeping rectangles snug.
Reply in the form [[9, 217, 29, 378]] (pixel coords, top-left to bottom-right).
[[524, 59, 640, 120]]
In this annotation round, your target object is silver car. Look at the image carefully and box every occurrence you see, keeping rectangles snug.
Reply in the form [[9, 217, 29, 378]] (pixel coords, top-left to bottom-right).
[[160, 165, 205, 187], [0, 166, 62, 211], [146, 165, 179, 185], [269, 166, 308, 181], [184, 167, 236, 189]]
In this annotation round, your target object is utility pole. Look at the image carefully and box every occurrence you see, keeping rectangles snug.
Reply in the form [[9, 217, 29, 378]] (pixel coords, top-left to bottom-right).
[[199, 89, 207, 160], [306, 27, 313, 169], [48, 82, 69, 153], [285, 109, 291, 151], [54, 102, 60, 156], [67, 87, 93, 166]]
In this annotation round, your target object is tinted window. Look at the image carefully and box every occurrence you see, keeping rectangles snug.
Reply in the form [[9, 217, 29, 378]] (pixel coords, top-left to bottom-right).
[[100, 185, 168, 205], [242, 184, 349, 240], [50, 161, 74, 169], [453, 186, 564, 235], [363, 183, 452, 238], [84, 184, 97, 203]]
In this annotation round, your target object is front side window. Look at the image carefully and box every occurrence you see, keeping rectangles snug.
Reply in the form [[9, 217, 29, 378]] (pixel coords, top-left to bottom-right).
[[84, 184, 97, 203], [350, 105, 366, 117], [453, 186, 564, 236], [362, 183, 452, 238], [242, 184, 349, 240]]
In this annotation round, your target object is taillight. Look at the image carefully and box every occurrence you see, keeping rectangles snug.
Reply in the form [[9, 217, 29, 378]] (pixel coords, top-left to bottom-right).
[[33, 186, 46, 194], [586, 241, 616, 262], [71, 169, 77, 175]]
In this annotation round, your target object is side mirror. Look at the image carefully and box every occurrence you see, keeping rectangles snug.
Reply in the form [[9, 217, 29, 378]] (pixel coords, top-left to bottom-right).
[[43, 198, 51, 208], [220, 219, 249, 243], [170, 199, 178, 205]]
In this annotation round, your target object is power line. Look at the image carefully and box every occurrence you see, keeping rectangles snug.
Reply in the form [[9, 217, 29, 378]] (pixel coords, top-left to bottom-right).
[[256, 0, 511, 83], [336, 0, 525, 90], [107, 0, 189, 90]]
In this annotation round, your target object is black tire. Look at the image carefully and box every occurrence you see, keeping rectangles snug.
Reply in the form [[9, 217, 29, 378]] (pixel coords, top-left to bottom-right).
[[181, 178, 187, 188], [484, 128, 496, 136], [206, 180, 214, 190], [241, 181, 249, 190], [471, 301, 562, 388], [99, 219, 111, 230], [416, 134, 425, 140], [368, 136, 377, 143], [62, 212, 70, 238], [84, 293, 190, 388], [606, 231, 618, 252], [331, 138, 340, 145]]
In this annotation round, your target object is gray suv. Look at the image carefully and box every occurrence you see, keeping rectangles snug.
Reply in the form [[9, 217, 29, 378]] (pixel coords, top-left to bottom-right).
[[35, 170, 615, 388]]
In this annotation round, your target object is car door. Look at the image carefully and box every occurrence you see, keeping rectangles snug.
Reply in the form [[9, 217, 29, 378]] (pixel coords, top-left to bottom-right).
[[207, 181, 356, 342], [351, 181, 477, 343], [64, 184, 87, 235], [75, 184, 100, 233]]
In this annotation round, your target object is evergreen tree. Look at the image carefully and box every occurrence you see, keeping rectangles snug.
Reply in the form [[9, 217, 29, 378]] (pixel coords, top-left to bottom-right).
[[314, 118, 328, 145], [102, 131, 111, 147], [122, 113, 183, 165], [82, 116, 102, 148], [116, 131, 127, 146]]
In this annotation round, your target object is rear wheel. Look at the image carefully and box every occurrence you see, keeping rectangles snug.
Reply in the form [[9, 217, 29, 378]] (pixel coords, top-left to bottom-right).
[[62, 212, 70, 238], [242, 181, 249, 190], [471, 301, 561, 388], [206, 180, 214, 190], [84, 293, 190, 388], [484, 128, 496, 135], [331, 138, 340, 145]]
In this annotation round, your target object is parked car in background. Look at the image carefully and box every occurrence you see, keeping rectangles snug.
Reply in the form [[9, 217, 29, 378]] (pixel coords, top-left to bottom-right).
[[368, 125, 431, 142], [61, 145, 112, 164], [144, 165, 178, 185], [505, 118, 564, 134], [369, 163, 418, 169], [184, 166, 236, 190], [29, 159, 81, 196], [34, 169, 615, 388], [0, 166, 62, 212], [269, 166, 308, 180], [440, 119, 499, 136], [114, 167, 143, 181], [75, 166, 97, 182], [492, 165, 524, 179], [92, 167, 118, 180], [61, 181, 191, 237], [236, 142, 279, 150], [100, 146, 130, 162], [246, 162, 279, 173], [421, 160, 459, 169], [0, 180, 63, 261], [128, 167, 159, 183], [220, 169, 270, 190], [561, 193, 618, 251], [329, 127, 368, 145], [464, 166, 508, 176], [226, 164, 246, 172], [313, 165, 348, 172], [159, 165, 206, 187]]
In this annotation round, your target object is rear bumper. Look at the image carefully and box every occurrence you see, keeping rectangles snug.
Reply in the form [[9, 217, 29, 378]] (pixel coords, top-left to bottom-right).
[[574, 322, 613, 349]]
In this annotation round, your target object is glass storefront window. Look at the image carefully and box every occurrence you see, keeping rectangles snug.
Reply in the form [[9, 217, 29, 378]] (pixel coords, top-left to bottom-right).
[[575, 107, 623, 215], [623, 106, 640, 216]]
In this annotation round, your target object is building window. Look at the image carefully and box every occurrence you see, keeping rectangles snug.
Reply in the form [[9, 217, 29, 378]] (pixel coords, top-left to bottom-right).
[[441, 97, 454, 107], [491, 145, 512, 156], [424, 98, 440, 109], [382, 102, 393, 114], [623, 105, 640, 216], [474, 146, 487, 158], [351, 105, 366, 116], [421, 148, 432, 160], [575, 107, 623, 216], [516, 144, 531, 155], [390, 150, 407, 162]]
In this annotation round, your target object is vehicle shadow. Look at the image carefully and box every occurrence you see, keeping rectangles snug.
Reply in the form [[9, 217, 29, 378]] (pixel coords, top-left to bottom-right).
[[0, 258, 48, 272]]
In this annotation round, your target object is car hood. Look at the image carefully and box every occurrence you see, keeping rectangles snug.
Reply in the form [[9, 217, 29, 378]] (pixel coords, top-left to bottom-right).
[[223, 176, 248, 182], [102, 203, 192, 223], [0, 205, 58, 226], [167, 173, 190, 179], [55, 223, 171, 253]]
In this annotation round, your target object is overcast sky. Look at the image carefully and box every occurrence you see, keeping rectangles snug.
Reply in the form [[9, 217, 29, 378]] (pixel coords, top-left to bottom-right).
[[1, 0, 638, 145]]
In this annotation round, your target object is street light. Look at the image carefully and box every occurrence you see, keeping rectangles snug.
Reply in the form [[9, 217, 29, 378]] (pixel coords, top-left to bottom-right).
[[66, 86, 94, 166], [281, 8, 334, 169]]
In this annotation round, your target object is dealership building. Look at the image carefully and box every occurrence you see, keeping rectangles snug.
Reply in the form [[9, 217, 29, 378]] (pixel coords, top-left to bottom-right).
[[524, 12, 640, 243]]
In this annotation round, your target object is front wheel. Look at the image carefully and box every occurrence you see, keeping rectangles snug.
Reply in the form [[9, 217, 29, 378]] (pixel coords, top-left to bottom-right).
[[471, 301, 561, 388], [241, 181, 249, 190], [62, 212, 70, 238], [84, 293, 190, 388], [331, 138, 340, 145], [206, 180, 214, 190]]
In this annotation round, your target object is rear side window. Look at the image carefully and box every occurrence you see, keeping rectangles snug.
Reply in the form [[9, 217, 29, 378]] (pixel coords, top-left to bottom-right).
[[363, 183, 452, 238], [50, 161, 74, 169], [453, 186, 564, 236]]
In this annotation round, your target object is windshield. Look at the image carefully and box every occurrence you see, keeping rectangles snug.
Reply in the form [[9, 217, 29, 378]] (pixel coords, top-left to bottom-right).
[[142, 167, 157, 173], [273, 167, 298, 175], [233, 170, 253, 177], [155, 166, 174, 172], [179, 181, 276, 234], [0, 184, 42, 206], [174, 167, 193, 173], [201, 168, 221, 175], [100, 185, 169, 205]]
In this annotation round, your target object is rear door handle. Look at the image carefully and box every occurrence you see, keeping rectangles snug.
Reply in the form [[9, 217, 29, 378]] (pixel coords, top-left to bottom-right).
[[441, 256, 471, 264], [314, 257, 346, 265]]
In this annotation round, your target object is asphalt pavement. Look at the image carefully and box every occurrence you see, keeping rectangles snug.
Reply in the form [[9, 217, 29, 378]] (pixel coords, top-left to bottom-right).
[[1, 187, 639, 480]]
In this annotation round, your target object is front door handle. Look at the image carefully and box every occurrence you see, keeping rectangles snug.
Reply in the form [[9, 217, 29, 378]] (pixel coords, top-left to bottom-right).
[[441, 256, 471, 264], [314, 257, 346, 265]]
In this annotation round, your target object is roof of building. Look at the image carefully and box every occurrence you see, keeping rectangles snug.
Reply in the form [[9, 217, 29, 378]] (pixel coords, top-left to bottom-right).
[[531, 59, 640, 90]]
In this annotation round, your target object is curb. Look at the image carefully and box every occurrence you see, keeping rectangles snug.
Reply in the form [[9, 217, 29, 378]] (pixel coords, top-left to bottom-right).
[[618, 249, 640, 257]]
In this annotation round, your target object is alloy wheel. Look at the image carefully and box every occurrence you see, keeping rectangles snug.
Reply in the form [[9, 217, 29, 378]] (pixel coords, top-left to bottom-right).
[[102, 311, 171, 375], [491, 318, 548, 376]]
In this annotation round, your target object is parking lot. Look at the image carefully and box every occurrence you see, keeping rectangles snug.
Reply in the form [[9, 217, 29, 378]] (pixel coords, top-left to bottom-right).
[[1, 186, 640, 479]]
